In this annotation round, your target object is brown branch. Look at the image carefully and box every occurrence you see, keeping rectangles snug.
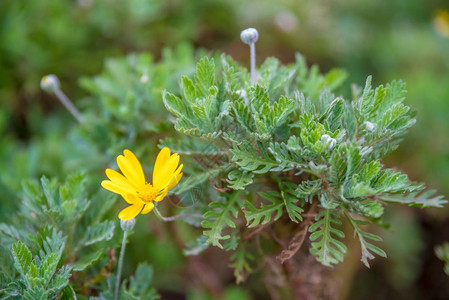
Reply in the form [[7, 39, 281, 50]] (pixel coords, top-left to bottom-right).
[[209, 177, 230, 192], [276, 202, 318, 264], [276, 222, 311, 264]]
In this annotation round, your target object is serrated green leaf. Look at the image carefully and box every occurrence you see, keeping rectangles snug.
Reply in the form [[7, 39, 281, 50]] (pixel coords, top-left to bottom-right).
[[243, 192, 284, 228], [72, 249, 103, 271], [202, 194, 241, 249], [345, 213, 386, 268], [81, 220, 115, 246], [11, 241, 32, 278], [230, 142, 277, 174], [48, 265, 71, 293], [229, 243, 254, 284], [379, 190, 447, 208], [40, 252, 60, 285], [194, 57, 215, 98], [309, 209, 346, 266], [227, 169, 254, 190], [23, 287, 47, 300]]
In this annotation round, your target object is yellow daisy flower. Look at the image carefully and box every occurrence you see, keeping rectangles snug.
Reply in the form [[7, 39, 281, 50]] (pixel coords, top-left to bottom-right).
[[101, 148, 183, 220]]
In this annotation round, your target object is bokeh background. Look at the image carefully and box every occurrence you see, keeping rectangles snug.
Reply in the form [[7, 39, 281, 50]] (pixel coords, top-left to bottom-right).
[[1, 0, 449, 299]]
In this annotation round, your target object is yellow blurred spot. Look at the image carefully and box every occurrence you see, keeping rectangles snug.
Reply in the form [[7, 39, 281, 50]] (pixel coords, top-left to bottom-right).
[[434, 9, 449, 38]]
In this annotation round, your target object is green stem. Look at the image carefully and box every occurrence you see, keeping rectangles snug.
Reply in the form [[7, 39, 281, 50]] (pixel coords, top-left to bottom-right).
[[114, 230, 128, 300], [153, 206, 203, 222]]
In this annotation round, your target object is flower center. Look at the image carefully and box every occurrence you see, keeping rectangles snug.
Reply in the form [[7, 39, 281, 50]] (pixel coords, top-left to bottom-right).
[[137, 183, 160, 203]]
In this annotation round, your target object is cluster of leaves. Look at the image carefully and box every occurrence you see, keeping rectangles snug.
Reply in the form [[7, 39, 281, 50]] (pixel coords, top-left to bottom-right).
[[0, 44, 211, 298], [75, 44, 200, 170], [0, 174, 158, 299], [162, 53, 447, 282]]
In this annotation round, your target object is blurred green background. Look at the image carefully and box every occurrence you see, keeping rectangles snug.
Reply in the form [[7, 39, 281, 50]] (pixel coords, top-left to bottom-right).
[[1, 0, 449, 299]]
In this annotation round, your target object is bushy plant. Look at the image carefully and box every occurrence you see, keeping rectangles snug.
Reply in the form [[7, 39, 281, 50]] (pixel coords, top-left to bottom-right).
[[160, 53, 446, 297], [0, 40, 447, 299]]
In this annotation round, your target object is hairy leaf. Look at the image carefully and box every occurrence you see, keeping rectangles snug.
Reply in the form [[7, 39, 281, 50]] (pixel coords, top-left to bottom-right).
[[309, 209, 346, 266]]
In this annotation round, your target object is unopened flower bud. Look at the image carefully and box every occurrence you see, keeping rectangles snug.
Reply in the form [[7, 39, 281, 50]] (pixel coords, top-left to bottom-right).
[[120, 218, 136, 232], [235, 89, 247, 98], [40, 74, 60, 93], [140, 74, 149, 83], [363, 121, 375, 132], [240, 28, 259, 45], [321, 134, 337, 150]]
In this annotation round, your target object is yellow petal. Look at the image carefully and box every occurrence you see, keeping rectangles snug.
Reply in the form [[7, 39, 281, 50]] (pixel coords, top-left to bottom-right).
[[141, 202, 155, 214], [167, 171, 183, 190], [117, 151, 145, 187], [153, 147, 171, 185], [154, 153, 180, 188], [118, 204, 143, 220], [154, 188, 168, 202], [121, 194, 134, 204], [106, 169, 138, 190], [101, 180, 135, 195], [124, 149, 146, 183], [126, 193, 145, 205]]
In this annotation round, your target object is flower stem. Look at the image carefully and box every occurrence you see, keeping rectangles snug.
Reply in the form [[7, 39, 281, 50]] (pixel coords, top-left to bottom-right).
[[153, 206, 203, 222], [250, 42, 256, 84], [54, 88, 83, 123], [114, 230, 128, 300]]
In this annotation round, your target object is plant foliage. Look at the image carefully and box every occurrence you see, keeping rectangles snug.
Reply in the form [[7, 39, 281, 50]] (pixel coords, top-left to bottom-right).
[[161, 52, 447, 281]]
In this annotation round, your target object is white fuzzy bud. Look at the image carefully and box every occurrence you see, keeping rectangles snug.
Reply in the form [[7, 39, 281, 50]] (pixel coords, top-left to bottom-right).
[[140, 74, 149, 83], [240, 28, 259, 45], [320, 134, 337, 150], [363, 121, 375, 132], [235, 89, 247, 99], [120, 218, 136, 232], [40, 74, 60, 93]]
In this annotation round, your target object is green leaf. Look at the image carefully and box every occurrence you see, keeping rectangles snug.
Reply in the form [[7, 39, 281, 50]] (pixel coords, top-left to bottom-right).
[[280, 184, 304, 223], [23, 287, 47, 300], [230, 142, 277, 174], [297, 180, 322, 202], [11, 241, 32, 278], [47, 265, 71, 293], [194, 57, 215, 98], [181, 76, 197, 103], [202, 194, 242, 249], [40, 176, 57, 208], [81, 220, 115, 246], [346, 213, 386, 268], [309, 209, 347, 266], [243, 192, 284, 228], [129, 263, 154, 294], [40, 252, 60, 286], [229, 243, 254, 284], [60, 284, 77, 300], [227, 169, 254, 190], [379, 190, 447, 208], [72, 249, 103, 271], [162, 91, 191, 120], [183, 235, 210, 256]]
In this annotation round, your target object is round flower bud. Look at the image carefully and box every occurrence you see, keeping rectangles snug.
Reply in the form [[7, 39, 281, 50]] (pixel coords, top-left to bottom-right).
[[363, 121, 375, 132], [120, 218, 136, 232], [240, 28, 259, 45], [40, 74, 60, 93], [140, 74, 149, 83], [321, 134, 337, 150]]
